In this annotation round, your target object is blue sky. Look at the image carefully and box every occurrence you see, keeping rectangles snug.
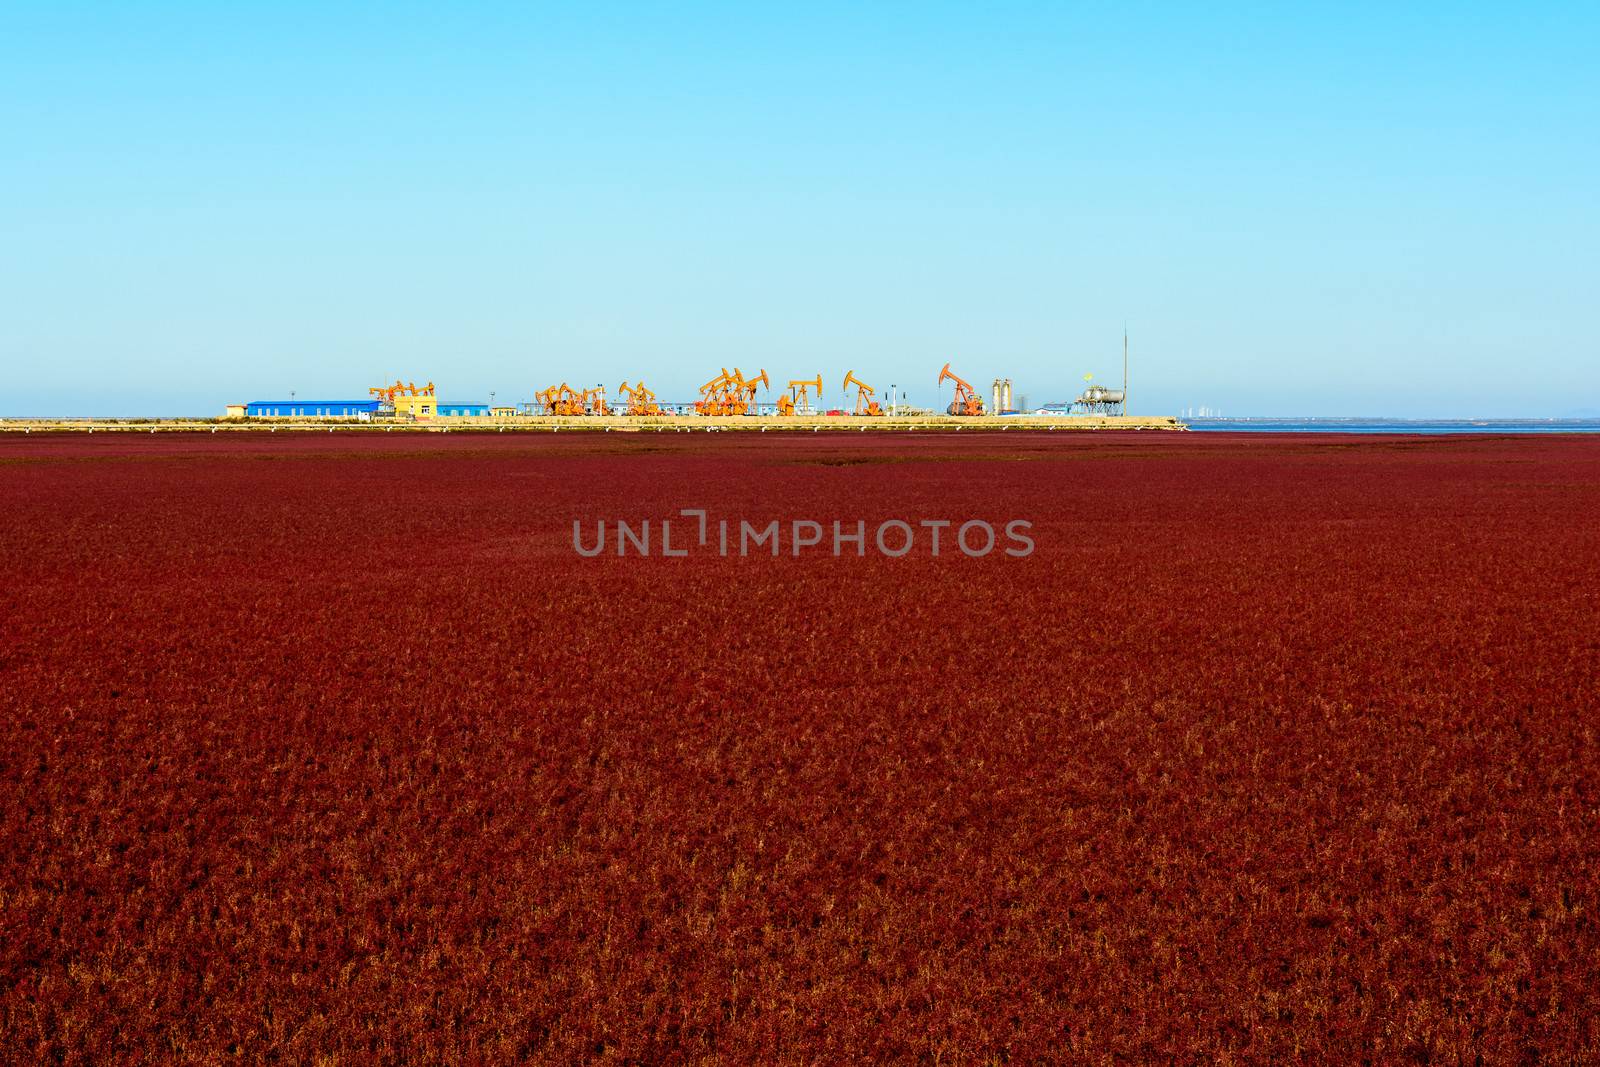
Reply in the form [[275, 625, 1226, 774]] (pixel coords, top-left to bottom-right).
[[3, 3, 1596, 416]]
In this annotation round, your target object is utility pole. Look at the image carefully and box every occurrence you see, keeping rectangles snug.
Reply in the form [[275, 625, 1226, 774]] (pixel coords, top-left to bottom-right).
[[1122, 327, 1129, 416]]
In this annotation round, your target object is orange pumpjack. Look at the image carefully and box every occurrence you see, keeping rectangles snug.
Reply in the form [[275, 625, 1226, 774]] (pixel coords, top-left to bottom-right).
[[777, 375, 822, 416], [938, 363, 984, 416], [618, 380, 663, 416], [843, 371, 885, 416]]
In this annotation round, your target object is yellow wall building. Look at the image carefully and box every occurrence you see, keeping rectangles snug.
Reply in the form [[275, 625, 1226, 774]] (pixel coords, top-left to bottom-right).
[[394, 394, 438, 419]]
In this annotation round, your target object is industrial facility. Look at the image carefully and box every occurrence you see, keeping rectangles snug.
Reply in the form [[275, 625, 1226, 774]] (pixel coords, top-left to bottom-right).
[[1071, 331, 1133, 416], [216, 343, 1170, 428], [243, 400, 380, 419], [234, 381, 486, 421]]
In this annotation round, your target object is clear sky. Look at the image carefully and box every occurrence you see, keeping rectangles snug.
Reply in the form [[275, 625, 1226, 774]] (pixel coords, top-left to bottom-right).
[[3, 3, 1597, 417]]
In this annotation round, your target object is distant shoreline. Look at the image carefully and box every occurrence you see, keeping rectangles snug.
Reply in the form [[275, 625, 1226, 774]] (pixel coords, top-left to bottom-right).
[[1185, 417, 1600, 434]]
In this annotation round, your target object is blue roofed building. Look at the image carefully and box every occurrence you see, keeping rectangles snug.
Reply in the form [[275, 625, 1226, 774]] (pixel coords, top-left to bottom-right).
[[244, 400, 381, 418]]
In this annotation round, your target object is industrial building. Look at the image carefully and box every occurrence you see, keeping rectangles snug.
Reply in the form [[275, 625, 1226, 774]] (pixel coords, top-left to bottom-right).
[[391, 393, 437, 419], [217, 349, 1155, 426], [244, 400, 380, 418]]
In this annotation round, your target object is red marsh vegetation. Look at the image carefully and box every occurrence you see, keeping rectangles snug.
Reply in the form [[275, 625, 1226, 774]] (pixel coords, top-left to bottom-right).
[[2, 431, 1598, 1062]]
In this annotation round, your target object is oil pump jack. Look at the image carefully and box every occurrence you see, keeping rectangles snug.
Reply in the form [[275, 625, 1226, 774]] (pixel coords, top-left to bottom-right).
[[538, 383, 585, 415], [618, 380, 663, 416], [843, 371, 885, 416], [694, 368, 762, 415], [581, 385, 609, 416], [777, 375, 822, 416], [938, 362, 985, 416], [737, 369, 770, 413], [694, 369, 737, 415], [368, 379, 433, 406]]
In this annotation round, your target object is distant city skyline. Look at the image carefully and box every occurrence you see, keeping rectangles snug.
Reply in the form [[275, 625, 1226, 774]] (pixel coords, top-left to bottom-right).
[[3, 3, 1596, 417]]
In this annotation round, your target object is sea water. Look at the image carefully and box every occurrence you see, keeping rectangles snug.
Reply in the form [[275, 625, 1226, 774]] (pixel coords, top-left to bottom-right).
[[1185, 418, 1600, 434]]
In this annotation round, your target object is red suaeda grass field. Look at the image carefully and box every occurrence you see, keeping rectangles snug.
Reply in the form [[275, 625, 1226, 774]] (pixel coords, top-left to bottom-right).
[[3, 430, 1599, 1063]]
